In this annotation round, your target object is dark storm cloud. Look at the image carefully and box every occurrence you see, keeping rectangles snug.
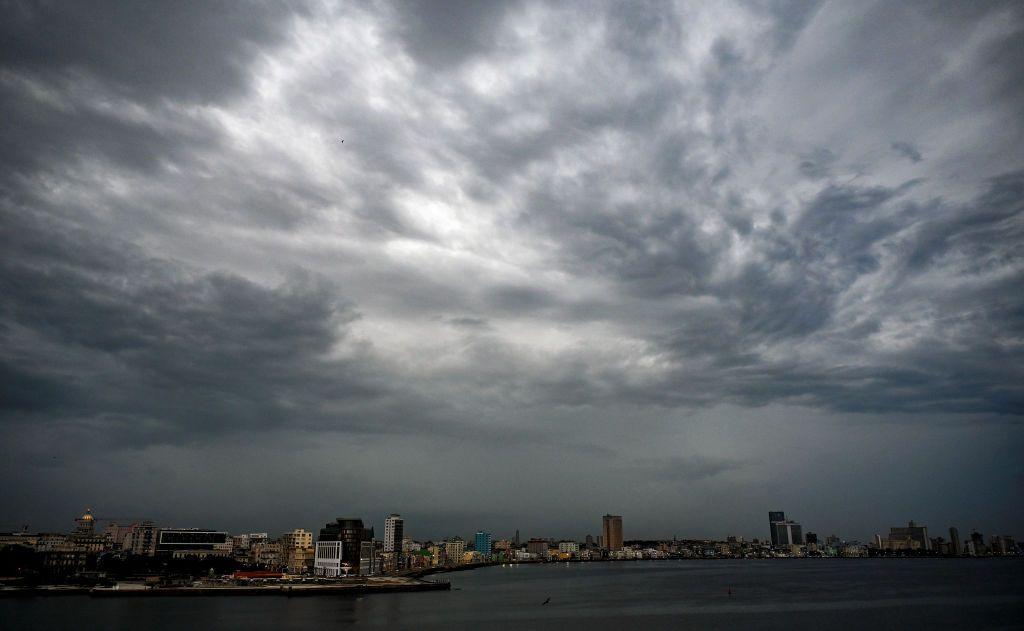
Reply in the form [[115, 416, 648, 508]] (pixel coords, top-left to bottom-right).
[[1, 0, 1022, 537], [903, 171, 1024, 272], [0, 0, 305, 104], [0, 210, 399, 445], [512, 172, 1024, 419]]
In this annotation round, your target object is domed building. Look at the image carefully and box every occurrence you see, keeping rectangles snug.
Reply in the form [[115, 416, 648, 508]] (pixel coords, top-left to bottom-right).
[[74, 508, 95, 535]]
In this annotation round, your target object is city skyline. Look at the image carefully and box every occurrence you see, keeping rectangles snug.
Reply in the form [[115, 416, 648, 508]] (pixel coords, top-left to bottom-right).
[[2, 1, 1023, 540], [3, 505, 1015, 585], [6, 505, 1015, 550]]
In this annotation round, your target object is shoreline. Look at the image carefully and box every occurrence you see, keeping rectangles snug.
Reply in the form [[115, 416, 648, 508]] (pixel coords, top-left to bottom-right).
[[413, 554, 1019, 577], [4, 556, 1017, 597], [0, 578, 449, 598]]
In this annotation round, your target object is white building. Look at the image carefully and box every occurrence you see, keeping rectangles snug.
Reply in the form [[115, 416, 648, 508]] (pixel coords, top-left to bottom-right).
[[314, 541, 346, 577], [558, 541, 579, 554], [384, 514, 404, 553]]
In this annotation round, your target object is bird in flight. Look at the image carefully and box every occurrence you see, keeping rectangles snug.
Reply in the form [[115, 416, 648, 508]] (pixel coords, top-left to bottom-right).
[[340, 139, 344, 143], [542, 596, 551, 605]]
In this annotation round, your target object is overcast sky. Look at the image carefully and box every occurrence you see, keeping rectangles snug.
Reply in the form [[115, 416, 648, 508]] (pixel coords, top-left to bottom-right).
[[1, 0, 1022, 543]]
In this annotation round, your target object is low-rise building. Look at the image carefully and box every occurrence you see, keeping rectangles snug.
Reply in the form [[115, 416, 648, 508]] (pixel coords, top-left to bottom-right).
[[313, 540, 346, 577], [156, 529, 230, 559]]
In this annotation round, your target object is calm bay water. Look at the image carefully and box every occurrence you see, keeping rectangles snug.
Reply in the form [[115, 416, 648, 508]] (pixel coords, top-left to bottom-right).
[[2, 559, 1022, 630]]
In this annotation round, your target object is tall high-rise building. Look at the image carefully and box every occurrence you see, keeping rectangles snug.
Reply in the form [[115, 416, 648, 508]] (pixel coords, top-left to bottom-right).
[[384, 514, 404, 553], [969, 531, 985, 556], [475, 531, 492, 557], [602, 515, 623, 551], [769, 511, 803, 547], [949, 527, 961, 556]]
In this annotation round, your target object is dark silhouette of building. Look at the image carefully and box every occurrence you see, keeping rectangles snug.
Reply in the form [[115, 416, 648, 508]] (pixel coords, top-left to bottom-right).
[[949, 527, 961, 556], [889, 521, 931, 551], [769, 511, 803, 547], [602, 515, 623, 551], [319, 518, 374, 572], [969, 531, 985, 555]]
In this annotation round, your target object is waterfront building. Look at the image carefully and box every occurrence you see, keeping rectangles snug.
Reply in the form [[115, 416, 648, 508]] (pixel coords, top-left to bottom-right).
[[603, 515, 624, 551], [558, 541, 579, 554], [444, 537, 465, 565], [0, 531, 39, 548], [281, 528, 313, 550], [949, 527, 961, 555], [384, 514, 404, 553], [769, 511, 803, 547], [527, 538, 549, 557], [102, 522, 135, 551], [127, 521, 158, 556], [155, 529, 230, 559], [68, 510, 105, 554], [286, 544, 315, 574], [314, 540, 346, 577], [887, 521, 931, 551], [74, 509, 95, 535], [359, 540, 379, 575], [969, 531, 985, 556], [253, 540, 284, 569], [428, 543, 445, 566], [279, 529, 314, 572], [318, 518, 374, 573], [35, 533, 88, 576], [990, 535, 1014, 555], [474, 531, 492, 557]]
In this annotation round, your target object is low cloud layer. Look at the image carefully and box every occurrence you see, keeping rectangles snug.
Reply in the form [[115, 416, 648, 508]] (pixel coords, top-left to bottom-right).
[[1, 0, 1022, 540]]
